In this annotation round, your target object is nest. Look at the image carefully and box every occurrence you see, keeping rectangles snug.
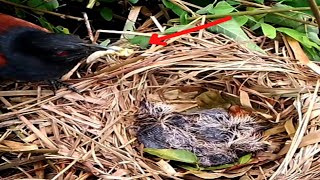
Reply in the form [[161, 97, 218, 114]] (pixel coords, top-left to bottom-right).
[[1, 9, 320, 180]]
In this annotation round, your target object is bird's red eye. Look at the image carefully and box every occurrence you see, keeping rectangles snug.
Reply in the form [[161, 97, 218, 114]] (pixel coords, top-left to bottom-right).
[[56, 51, 69, 57]]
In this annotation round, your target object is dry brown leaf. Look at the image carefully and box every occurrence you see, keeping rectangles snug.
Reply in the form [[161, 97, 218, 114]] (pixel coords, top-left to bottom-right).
[[156, 159, 177, 176], [263, 124, 286, 137], [163, 89, 180, 100], [286, 36, 320, 74], [278, 129, 320, 155], [179, 165, 253, 179], [240, 90, 253, 109], [0, 140, 38, 152], [196, 90, 231, 109], [284, 119, 296, 139]]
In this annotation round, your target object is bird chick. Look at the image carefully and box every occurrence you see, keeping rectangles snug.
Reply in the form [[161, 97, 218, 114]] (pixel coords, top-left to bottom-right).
[[135, 101, 268, 167]]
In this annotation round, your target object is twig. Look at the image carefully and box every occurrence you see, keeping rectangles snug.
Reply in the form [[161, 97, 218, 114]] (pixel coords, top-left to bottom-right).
[[0, 0, 84, 21], [0, 155, 47, 171], [82, 12, 94, 42], [84, 54, 149, 78], [308, 0, 320, 31]]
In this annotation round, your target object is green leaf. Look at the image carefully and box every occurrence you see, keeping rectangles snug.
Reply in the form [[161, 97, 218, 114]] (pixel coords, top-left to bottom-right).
[[234, 16, 249, 26], [303, 46, 320, 61], [129, 36, 150, 49], [283, 0, 320, 14], [144, 148, 198, 164], [238, 154, 252, 164], [27, 0, 59, 11], [250, 19, 263, 31], [254, 0, 264, 3], [38, 16, 55, 32], [129, 0, 139, 3], [180, 11, 189, 25], [277, 27, 320, 49], [162, 0, 187, 16], [226, 0, 240, 5], [308, 32, 320, 45], [196, 4, 214, 15], [207, 19, 265, 53], [204, 163, 234, 170], [246, 15, 261, 31], [261, 23, 276, 39], [100, 39, 111, 47], [55, 25, 70, 34], [14, 8, 26, 18], [263, 4, 310, 30], [164, 24, 193, 34], [203, 154, 252, 170], [264, 13, 304, 30], [208, 1, 235, 15], [100, 7, 113, 21]]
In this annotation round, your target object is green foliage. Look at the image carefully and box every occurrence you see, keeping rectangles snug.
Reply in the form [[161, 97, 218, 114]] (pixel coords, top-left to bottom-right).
[[234, 16, 249, 26], [180, 12, 190, 25], [7, 0, 70, 33], [207, 17, 265, 53], [208, 1, 235, 15], [7, 0, 142, 36], [261, 23, 276, 39], [196, 4, 214, 15], [277, 28, 320, 49], [164, 24, 193, 34], [100, 39, 111, 47], [163, 0, 320, 60], [162, 0, 187, 16], [281, 0, 320, 14], [129, 36, 150, 49], [38, 16, 70, 34], [166, 1, 265, 53], [27, 0, 59, 11], [254, 0, 264, 3], [129, 0, 139, 4], [179, 153, 252, 171], [144, 148, 198, 164], [238, 153, 252, 164], [8, 0, 59, 11], [100, 7, 113, 21]]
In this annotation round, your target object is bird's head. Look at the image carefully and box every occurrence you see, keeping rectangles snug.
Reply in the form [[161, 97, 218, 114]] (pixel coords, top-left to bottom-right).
[[3, 27, 106, 63]]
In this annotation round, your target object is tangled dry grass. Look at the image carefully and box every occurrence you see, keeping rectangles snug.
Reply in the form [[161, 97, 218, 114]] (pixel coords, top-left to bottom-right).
[[1, 6, 320, 180]]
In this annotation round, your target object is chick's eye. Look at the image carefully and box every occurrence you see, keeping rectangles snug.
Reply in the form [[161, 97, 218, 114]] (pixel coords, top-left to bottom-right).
[[56, 51, 69, 57]]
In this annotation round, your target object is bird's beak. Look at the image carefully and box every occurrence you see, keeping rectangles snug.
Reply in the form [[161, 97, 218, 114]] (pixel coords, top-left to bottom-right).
[[80, 43, 119, 52], [85, 44, 134, 63]]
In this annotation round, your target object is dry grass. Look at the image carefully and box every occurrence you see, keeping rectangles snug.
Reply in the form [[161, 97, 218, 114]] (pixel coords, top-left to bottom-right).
[[1, 5, 320, 180]]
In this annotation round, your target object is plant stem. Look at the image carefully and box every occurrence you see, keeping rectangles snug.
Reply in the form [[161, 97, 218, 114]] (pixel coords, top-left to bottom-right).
[[238, 0, 317, 27]]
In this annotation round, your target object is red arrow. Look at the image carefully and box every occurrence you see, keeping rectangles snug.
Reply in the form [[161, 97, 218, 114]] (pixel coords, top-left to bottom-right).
[[149, 16, 232, 46]]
